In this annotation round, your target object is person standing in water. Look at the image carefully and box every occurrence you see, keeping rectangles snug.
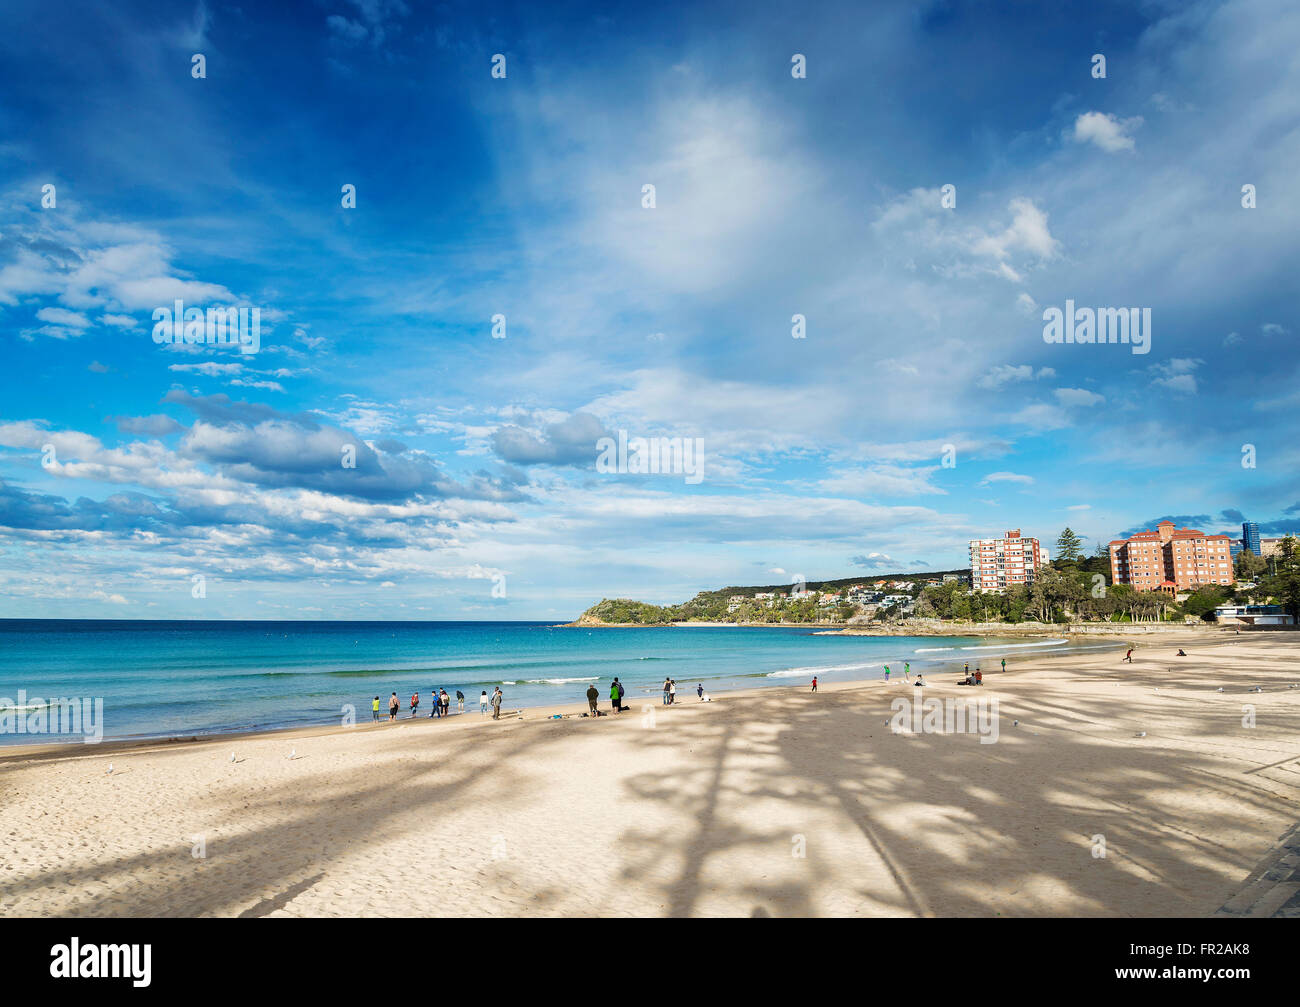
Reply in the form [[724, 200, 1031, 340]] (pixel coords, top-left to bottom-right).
[[388, 692, 399, 721], [480, 690, 489, 715], [456, 690, 465, 712], [662, 678, 671, 705], [372, 696, 381, 722], [410, 691, 419, 717]]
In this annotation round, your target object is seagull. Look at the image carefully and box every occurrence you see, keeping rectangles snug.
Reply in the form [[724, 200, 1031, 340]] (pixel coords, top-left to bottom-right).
[[106, 763, 113, 774], [1136, 731, 1147, 738], [230, 752, 237, 763], [288, 748, 296, 760]]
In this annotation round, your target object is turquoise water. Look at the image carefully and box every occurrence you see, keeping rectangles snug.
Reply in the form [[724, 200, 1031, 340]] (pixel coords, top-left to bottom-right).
[[0, 620, 1104, 745]]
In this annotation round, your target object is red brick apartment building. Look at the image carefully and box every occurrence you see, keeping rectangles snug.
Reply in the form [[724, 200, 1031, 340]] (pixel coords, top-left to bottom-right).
[[969, 529, 1042, 592], [1109, 520, 1235, 592]]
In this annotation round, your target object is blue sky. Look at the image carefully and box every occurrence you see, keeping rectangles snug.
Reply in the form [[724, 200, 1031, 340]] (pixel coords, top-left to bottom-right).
[[1, 0, 1298, 620]]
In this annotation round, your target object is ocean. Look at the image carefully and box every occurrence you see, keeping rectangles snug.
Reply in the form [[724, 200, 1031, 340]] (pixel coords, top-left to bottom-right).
[[0, 620, 1115, 746]]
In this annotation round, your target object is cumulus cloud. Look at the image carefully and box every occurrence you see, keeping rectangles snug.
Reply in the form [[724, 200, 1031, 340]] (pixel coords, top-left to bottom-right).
[[1071, 111, 1142, 152], [36, 306, 92, 329], [491, 412, 612, 467]]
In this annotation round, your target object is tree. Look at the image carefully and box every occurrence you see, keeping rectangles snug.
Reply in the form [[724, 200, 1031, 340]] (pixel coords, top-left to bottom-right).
[[1181, 585, 1227, 622], [1029, 566, 1072, 622], [1278, 536, 1300, 621], [1055, 527, 1084, 564], [1235, 550, 1267, 580]]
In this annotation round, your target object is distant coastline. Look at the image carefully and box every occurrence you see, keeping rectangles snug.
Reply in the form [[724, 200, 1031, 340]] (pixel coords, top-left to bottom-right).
[[564, 614, 1233, 637]]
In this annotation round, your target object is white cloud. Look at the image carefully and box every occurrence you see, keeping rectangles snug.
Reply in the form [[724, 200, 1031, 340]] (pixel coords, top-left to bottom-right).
[[36, 306, 92, 329], [977, 364, 1056, 390], [1071, 111, 1142, 152], [1053, 387, 1104, 407], [979, 471, 1034, 486], [1150, 358, 1203, 394]]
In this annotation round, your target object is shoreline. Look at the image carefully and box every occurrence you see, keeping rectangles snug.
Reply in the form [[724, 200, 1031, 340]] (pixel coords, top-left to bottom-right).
[[0, 626, 1247, 760], [0, 635, 1144, 764]]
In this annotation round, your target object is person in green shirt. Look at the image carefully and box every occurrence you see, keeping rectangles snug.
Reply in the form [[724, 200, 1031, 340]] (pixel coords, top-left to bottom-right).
[[371, 696, 380, 722], [610, 679, 622, 713]]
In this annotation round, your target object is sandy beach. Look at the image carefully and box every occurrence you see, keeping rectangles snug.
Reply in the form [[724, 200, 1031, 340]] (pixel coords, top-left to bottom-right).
[[2, 633, 1298, 918]]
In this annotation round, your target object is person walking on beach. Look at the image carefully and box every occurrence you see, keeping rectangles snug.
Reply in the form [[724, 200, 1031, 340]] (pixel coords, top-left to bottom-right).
[[697, 683, 704, 700], [480, 690, 489, 715], [410, 692, 419, 717], [669, 680, 677, 704], [491, 686, 503, 720], [586, 683, 600, 715], [964, 662, 970, 677], [430, 689, 438, 718], [884, 665, 890, 683], [456, 690, 465, 712], [903, 662, 910, 682], [388, 692, 399, 721], [611, 679, 622, 713], [1000, 658, 1006, 673], [810, 676, 817, 693], [663, 678, 671, 705], [1124, 648, 1133, 663], [372, 696, 381, 722], [440, 689, 451, 717]]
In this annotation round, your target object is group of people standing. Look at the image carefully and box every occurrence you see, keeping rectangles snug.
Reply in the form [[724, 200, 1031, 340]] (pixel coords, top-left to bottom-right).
[[584, 677, 707, 716], [374, 686, 504, 723], [586, 677, 628, 714]]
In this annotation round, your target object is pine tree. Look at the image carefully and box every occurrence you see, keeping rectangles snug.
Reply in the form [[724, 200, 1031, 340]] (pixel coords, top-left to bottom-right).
[[1055, 527, 1084, 564]]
